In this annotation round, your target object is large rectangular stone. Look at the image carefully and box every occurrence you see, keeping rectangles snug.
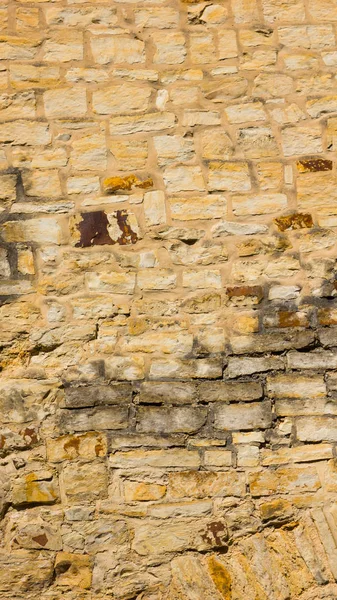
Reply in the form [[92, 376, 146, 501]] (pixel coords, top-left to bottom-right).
[[267, 374, 326, 398], [297, 417, 337, 442], [110, 449, 200, 469], [230, 331, 314, 354], [138, 381, 197, 404], [249, 465, 320, 497], [226, 356, 284, 378], [213, 401, 272, 431], [168, 470, 246, 498], [136, 406, 207, 434], [198, 381, 263, 402], [64, 384, 132, 408], [60, 406, 129, 432], [287, 351, 337, 370]]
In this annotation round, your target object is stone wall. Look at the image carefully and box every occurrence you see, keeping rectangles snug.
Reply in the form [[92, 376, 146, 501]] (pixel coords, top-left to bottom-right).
[[1, 0, 337, 598]]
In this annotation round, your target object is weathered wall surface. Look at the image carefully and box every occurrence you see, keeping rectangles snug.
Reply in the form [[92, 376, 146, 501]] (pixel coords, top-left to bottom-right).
[[2, 0, 337, 598]]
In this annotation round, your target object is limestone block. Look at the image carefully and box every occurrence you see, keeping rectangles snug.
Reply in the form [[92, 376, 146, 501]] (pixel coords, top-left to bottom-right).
[[213, 401, 272, 431], [61, 461, 108, 501]]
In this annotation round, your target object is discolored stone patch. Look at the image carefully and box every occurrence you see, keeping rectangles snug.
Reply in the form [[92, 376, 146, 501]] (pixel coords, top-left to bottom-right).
[[75, 211, 114, 248], [297, 158, 333, 173], [110, 210, 139, 245], [227, 285, 264, 301], [103, 174, 153, 193], [274, 213, 313, 231]]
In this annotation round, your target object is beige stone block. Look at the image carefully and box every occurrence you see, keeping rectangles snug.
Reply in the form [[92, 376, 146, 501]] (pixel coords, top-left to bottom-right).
[[231, 0, 260, 23], [249, 465, 320, 497], [256, 161, 283, 190], [0, 552, 53, 594], [90, 35, 145, 65], [163, 165, 205, 193], [124, 481, 166, 501], [134, 7, 179, 28], [308, 0, 337, 20], [132, 517, 227, 555], [154, 134, 194, 166], [45, 6, 118, 27], [62, 461, 108, 501], [278, 25, 335, 49], [225, 102, 265, 124], [10, 64, 60, 89], [121, 331, 193, 355], [232, 193, 287, 216], [239, 28, 276, 47], [12, 473, 59, 507], [269, 103, 305, 125], [283, 52, 319, 70], [86, 271, 136, 294], [17, 248, 35, 275], [47, 432, 107, 462], [43, 30, 83, 62], [44, 87, 87, 119], [153, 31, 186, 64], [0, 91, 35, 121], [13, 147, 67, 170], [137, 406, 206, 433], [144, 190, 166, 226], [262, 0, 305, 23], [2, 218, 66, 244], [137, 268, 176, 290], [199, 128, 233, 160], [182, 269, 221, 289], [208, 161, 251, 192], [253, 73, 294, 98], [110, 111, 176, 135], [0, 35, 41, 60], [204, 450, 232, 467], [92, 84, 150, 115], [105, 356, 145, 380], [218, 30, 238, 59], [267, 374, 326, 399], [237, 445, 260, 467], [149, 358, 222, 380], [189, 32, 215, 64], [170, 195, 227, 220], [55, 553, 92, 590], [237, 126, 278, 158], [0, 249, 10, 277], [0, 174, 17, 203], [169, 470, 245, 498], [297, 171, 337, 211], [281, 125, 323, 157], [297, 417, 337, 442], [214, 401, 272, 431], [182, 109, 221, 126], [111, 139, 148, 170], [0, 120, 51, 145], [22, 169, 61, 198], [16, 7, 39, 32], [261, 444, 333, 465], [70, 132, 107, 171], [110, 448, 200, 469]]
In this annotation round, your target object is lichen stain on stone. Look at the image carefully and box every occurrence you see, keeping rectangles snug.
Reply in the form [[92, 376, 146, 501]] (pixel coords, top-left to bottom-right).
[[274, 213, 314, 231], [297, 158, 333, 173], [207, 556, 232, 600], [103, 175, 153, 193], [75, 211, 114, 248], [114, 210, 138, 245]]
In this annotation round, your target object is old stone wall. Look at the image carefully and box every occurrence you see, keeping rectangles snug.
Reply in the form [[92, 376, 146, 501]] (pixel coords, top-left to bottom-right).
[[1, 0, 337, 598]]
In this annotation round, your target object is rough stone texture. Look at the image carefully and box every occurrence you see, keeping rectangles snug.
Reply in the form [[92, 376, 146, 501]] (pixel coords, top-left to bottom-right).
[[1, 1, 337, 599]]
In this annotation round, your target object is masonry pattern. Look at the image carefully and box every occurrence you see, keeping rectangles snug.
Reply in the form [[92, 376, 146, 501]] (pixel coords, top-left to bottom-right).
[[2, 0, 337, 598]]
